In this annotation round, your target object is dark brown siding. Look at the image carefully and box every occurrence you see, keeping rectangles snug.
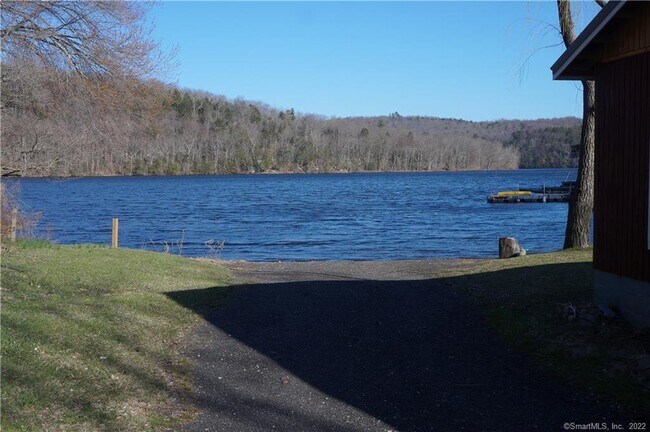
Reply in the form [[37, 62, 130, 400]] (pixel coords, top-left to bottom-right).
[[601, 2, 650, 64], [594, 52, 650, 282]]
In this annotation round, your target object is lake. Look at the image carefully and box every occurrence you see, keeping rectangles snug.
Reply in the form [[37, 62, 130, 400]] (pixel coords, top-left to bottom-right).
[[10, 169, 576, 261]]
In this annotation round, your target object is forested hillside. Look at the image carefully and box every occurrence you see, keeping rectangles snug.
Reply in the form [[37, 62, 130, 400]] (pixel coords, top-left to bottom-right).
[[1, 63, 580, 177], [505, 127, 580, 168]]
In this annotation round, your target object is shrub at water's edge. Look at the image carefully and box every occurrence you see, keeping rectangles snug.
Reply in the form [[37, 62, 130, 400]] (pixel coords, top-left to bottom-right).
[[1, 242, 230, 431]]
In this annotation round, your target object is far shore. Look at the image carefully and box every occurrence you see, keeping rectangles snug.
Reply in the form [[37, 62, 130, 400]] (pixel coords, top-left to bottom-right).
[[3, 166, 575, 181]]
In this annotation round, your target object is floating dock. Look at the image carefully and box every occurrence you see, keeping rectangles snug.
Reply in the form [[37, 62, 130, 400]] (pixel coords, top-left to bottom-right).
[[487, 181, 575, 204]]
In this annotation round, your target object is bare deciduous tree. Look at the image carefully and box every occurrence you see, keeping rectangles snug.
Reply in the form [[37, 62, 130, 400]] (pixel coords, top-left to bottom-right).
[[556, 0, 605, 249], [1, 2, 577, 178], [1, 1, 164, 78], [1, 1, 172, 176]]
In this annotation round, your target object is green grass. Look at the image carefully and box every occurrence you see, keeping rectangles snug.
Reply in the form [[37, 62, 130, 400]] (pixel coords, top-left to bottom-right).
[[441, 249, 650, 417], [1, 241, 230, 431], [3, 242, 648, 427]]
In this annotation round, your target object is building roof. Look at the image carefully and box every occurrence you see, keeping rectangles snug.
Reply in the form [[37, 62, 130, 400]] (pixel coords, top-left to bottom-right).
[[551, 0, 628, 80]]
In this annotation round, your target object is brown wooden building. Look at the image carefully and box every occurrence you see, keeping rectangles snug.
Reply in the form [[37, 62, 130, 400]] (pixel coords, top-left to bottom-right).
[[552, 0, 650, 328]]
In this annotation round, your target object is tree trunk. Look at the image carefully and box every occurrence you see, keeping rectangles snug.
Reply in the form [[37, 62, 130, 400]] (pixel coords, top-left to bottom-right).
[[556, 0, 602, 249], [564, 80, 595, 248]]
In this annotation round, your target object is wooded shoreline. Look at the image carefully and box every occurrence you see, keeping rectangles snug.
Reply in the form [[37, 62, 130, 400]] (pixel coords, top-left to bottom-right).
[[5, 166, 572, 180], [2, 66, 580, 178]]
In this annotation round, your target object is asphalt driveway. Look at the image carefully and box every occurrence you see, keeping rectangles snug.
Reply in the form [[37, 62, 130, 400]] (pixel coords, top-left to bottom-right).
[[179, 260, 618, 431]]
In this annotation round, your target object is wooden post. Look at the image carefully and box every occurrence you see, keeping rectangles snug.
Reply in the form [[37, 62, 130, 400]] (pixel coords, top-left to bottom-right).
[[0, 183, 3, 238], [10, 208, 17, 241], [112, 218, 119, 248]]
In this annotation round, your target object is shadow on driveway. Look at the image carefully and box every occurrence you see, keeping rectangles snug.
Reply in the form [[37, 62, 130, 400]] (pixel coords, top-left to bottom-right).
[[167, 262, 618, 431]]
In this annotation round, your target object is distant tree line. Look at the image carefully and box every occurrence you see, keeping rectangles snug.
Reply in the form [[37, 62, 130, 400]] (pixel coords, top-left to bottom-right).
[[0, 1, 580, 178], [1, 62, 580, 177], [504, 126, 580, 168]]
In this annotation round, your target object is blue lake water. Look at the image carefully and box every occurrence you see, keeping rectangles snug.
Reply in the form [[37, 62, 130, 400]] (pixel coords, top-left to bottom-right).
[[10, 169, 576, 261]]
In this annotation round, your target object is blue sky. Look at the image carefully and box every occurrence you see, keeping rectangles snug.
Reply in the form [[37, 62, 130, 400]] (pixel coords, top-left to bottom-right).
[[151, 1, 602, 121]]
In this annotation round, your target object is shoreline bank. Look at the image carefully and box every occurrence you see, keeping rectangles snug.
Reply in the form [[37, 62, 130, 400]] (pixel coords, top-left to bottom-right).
[[3, 166, 574, 180]]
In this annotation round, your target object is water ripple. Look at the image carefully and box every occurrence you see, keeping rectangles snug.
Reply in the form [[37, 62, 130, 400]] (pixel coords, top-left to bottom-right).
[[10, 169, 576, 260]]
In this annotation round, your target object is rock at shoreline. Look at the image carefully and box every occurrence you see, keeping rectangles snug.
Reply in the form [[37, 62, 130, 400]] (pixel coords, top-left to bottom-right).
[[499, 237, 521, 259]]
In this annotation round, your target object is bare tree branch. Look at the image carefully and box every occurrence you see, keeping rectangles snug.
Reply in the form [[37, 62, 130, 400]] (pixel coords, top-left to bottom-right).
[[1, 1, 167, 79]]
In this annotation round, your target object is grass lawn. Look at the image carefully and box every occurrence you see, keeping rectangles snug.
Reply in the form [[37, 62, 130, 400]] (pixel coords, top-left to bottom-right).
[[1, 241, 230, 431], [2, 242, 648, 429], [441, 249, 650, 418]]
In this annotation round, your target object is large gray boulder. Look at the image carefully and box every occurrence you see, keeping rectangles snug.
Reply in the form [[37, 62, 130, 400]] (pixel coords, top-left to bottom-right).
[[499, 237, 521, 259]]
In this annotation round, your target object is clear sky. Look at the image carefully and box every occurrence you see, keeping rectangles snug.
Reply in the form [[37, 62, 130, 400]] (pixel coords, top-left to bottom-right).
[[151, 1, 602, 121]]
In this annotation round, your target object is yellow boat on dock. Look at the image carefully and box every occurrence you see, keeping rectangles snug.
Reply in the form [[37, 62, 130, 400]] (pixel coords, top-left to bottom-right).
[[495, 191, 532, 197]]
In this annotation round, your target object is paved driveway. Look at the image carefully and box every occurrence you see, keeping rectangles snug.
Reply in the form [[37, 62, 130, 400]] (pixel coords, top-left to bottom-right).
[[180, 261, 617, 431]]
